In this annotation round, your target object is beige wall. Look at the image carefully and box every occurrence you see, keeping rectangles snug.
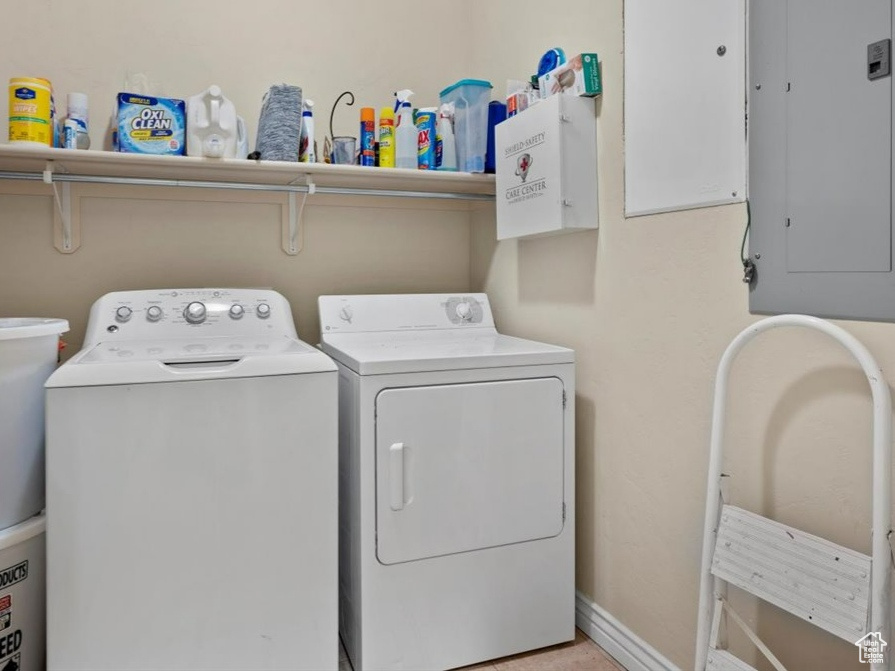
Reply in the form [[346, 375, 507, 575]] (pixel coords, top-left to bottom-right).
[[0, 0, 476, 347], [3, 2, 893, 670], [471, 2, 895, 670], [1, 0, 473, 150]]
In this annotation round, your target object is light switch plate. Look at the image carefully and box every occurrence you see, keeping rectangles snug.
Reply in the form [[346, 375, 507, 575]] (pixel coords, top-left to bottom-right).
[[868, 38, 891, 80]]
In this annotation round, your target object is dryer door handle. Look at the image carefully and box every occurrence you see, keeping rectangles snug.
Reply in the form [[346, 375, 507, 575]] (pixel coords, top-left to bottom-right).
[[389, 442, 405, 511]]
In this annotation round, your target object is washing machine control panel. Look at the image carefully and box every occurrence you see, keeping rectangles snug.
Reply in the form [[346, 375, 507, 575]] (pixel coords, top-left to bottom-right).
[[85, 289, 298, 344], [319, 293, 495, 334]]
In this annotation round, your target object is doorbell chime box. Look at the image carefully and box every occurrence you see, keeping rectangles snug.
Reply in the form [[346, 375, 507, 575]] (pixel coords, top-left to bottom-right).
[[495, 94, 598, 240]]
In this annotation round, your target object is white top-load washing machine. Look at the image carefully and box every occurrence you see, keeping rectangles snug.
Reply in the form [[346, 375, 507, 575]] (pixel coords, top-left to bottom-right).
[[319, 293, 576, 671], [45, 289, 338, 671]]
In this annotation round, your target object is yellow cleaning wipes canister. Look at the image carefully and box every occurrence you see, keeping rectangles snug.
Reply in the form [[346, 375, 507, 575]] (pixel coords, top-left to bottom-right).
[[8, 78, 53, 146]]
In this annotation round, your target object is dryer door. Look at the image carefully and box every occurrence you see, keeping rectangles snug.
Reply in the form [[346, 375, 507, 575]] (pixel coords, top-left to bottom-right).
[[375, 377, 565, 565]]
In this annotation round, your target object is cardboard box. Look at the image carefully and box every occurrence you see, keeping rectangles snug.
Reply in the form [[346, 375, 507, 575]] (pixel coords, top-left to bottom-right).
[[495, 94, 598, 240], [539, 53, 602, 99]]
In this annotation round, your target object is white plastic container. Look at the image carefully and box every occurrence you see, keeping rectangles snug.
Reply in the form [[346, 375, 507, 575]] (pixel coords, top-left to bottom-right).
[[186, 85, 238, 158], [299, 100, 315, 163], [439, 79, 492, 173], [0, 319, 68, 530], [62, 92, 89, 150], [0, 513, 46, 671]]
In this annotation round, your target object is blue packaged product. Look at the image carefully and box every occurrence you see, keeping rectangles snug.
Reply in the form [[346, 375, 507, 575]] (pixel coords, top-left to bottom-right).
[[485, 101, 507, 174], [415, 108, 437, 170], [117, 93, 186, 155]]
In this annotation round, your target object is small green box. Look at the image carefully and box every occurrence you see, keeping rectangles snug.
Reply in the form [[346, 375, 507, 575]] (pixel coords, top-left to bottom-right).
[[539, 53, 602, 98]]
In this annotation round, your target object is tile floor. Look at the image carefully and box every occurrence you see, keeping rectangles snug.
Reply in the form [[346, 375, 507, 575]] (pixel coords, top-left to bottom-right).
[[339, 629, 625, 671]]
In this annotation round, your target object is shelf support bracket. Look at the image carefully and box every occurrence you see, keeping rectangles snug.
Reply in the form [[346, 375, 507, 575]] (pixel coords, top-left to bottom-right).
[[281, 176, 314, 256], [44, 162, 80, 254]]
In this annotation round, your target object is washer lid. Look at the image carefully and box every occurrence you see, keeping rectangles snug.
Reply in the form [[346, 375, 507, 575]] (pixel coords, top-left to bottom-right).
[[320, 330, 573, 375], [0, 318, 69, 340], [46, 336, 336, 387]]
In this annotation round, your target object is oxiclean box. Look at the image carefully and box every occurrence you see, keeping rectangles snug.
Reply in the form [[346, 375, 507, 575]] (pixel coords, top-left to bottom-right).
[[117, 92, 186, 155], [495, 94, 598, 240]]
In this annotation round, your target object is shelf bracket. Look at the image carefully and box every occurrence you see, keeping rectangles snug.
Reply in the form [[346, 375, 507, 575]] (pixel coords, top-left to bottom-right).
[[44, 162, 80, 254], [282, 175, 314, 256]]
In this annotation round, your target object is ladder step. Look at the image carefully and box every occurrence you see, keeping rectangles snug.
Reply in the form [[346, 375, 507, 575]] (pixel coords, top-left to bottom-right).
[[707, 648, 759, 671], [711, 505, 870, 643]]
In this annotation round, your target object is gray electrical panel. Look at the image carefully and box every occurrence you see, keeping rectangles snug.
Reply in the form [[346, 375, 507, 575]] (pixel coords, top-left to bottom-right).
[[749, 0, 895, 321]]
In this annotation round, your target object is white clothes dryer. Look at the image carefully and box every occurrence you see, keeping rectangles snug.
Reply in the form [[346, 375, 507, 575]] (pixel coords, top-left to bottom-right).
[[46, 289, 338, 671], [319, 293, 576, 671]]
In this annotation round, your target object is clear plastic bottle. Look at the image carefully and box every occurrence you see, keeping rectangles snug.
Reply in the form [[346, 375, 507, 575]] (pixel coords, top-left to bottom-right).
[[394, 89, 416, 170]]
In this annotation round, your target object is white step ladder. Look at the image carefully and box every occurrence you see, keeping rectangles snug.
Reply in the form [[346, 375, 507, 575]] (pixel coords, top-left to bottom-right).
[[695, 315, 892, 671]]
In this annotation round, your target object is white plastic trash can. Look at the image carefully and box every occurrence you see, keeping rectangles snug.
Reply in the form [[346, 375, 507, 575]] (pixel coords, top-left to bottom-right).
[[0, 319, 68, 530], [0, 513, 46, 671]]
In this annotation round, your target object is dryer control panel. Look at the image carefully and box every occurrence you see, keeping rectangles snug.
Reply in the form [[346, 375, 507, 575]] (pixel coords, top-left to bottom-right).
[[318, 294, 495, 334], [84, 289, 298, 344]]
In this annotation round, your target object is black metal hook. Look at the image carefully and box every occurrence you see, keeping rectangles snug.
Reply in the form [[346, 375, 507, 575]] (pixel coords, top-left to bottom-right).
[[329, 91, 356, 139]]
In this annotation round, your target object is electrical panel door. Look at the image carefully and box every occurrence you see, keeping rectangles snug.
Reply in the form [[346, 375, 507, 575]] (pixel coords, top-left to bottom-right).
[[749, 0, 895, 320]]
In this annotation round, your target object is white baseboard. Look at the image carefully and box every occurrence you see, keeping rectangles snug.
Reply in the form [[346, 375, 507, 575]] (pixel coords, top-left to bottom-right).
[[575, 592, 680, 671]]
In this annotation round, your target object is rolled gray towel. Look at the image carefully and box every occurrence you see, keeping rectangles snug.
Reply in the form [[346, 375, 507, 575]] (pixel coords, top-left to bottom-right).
[[255, 84, 303, 161]]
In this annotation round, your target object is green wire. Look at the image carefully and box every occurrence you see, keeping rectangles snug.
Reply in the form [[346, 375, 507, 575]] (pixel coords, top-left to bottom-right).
[[741, 199, 751, 266]]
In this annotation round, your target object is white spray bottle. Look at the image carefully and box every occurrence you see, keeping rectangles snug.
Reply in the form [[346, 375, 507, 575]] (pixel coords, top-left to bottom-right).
[[436, 103, 457, 171], [395, 89, 416, 170], [299, 100, 315, 162]]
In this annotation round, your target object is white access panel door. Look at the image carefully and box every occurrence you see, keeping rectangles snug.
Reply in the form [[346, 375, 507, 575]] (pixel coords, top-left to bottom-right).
[[375, 378, 565, 565], [624, 0, 746, 216]]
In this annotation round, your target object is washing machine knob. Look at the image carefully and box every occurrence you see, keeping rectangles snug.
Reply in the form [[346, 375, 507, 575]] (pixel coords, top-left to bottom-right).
[[115, 306, 132, 323], [184, 301, 207, 324], [455, 301, 472, 320], [256, 303, 271, 319], [146, 306, 163, 322], [229, 304, 245, 320]]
